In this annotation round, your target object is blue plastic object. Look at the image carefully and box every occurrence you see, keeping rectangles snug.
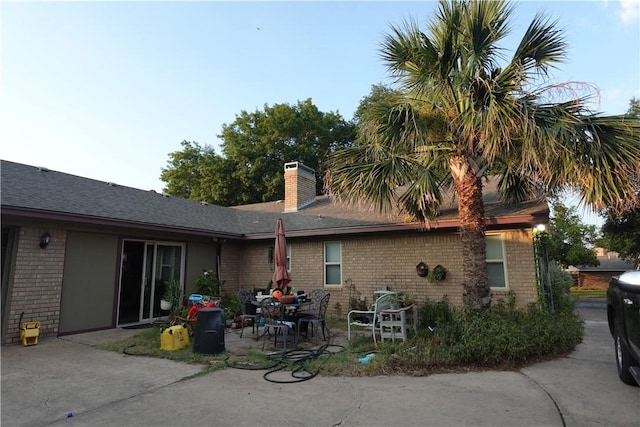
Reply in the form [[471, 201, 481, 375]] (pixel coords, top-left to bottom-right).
[[188, 294, 204, 303], [358, 353, 376, 364]]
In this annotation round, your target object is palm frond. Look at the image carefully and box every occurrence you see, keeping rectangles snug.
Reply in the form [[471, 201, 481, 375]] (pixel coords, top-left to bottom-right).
[[397, 159, 451, 221], [495, 172, 541, 204], [521, 104, 640, 213], [512, 12, 567, 78], [460, 0, 513, 74]]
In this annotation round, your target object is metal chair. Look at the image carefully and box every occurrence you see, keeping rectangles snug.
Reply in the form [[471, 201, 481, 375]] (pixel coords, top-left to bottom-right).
[[297, 292, 330, 343], [237, 289, 261, 338], [259, 297, 296, 351], [347, 292, 396, 344], [296, 288, 327, 318]]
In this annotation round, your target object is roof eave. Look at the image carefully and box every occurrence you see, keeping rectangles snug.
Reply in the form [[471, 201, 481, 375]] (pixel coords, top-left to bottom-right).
[[242, 213, 549, 240], [1, 207, 243, 240]]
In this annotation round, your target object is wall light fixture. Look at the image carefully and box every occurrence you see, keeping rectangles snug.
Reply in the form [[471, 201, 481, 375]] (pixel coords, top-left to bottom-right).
[[39, 232, 51, 249]]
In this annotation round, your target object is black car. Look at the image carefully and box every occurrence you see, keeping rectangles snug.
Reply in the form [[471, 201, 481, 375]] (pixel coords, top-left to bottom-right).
[[607, 270, 640, 386]]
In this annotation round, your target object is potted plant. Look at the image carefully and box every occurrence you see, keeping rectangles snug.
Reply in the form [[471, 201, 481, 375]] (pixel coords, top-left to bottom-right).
[[427, 264, 448, 282], [195, 269, 223, 297], [397, 292, 414, 308], [161, 279, 183, 313], [220, 292, 241, 324]]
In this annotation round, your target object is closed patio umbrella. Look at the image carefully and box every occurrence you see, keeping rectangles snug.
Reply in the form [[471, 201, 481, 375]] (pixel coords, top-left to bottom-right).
[[272, 218, 291, 290]]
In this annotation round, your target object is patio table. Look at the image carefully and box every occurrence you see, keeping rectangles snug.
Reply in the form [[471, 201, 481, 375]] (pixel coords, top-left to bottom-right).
[[251, 299, 313, 339]]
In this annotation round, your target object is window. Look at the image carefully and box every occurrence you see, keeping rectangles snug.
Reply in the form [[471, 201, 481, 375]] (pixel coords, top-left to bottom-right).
[[324, 241, 342, 286], [486, 234, 507, 288], [269, 244, 291, 271]]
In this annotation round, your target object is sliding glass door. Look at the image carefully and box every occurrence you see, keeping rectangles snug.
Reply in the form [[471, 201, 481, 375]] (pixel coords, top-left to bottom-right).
[[118, 240, 184, 325]]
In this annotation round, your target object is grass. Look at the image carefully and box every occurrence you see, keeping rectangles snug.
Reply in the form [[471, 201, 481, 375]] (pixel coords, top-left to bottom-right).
[[570, 288, 606, 298], [95, 326, 229, 374], [96, 298, 584, 378]]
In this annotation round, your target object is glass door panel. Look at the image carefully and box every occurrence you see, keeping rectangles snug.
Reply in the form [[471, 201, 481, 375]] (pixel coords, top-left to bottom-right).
[[141, 243, 154, 321], [119, 240, 184, 325], [152, 245, 182, 318]]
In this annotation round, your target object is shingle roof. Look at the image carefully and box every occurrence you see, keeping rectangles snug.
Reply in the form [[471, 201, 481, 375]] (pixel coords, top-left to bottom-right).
[[1, 160, 243, 237], [233, 176, 549, 236], [1, 160, 549, 239], [571, 257, 637, 272]]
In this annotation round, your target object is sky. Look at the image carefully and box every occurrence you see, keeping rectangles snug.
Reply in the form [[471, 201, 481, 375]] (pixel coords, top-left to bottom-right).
[[1, 0, 639, 225]]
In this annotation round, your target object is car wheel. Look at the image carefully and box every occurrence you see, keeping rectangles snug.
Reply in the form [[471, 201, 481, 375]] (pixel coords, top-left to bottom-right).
[[614, 324, 639, 386]]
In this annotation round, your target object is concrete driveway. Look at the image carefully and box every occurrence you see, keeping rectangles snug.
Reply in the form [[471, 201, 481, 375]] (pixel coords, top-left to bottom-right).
[[2, 302, 639, 427]]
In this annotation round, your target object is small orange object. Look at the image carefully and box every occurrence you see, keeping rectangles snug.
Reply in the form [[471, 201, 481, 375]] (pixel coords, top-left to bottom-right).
[[272, 288, 283, 298]]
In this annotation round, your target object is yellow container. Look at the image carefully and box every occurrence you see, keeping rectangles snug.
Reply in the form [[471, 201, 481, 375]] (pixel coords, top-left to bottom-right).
[[20, 321, 40, 346], [160, 325, 190, 351]]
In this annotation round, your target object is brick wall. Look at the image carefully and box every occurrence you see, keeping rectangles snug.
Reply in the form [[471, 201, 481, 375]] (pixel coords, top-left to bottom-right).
[[2, 224, 538, 344], [5, 227, 66, 345], [576, 271, 619, 290], [233, 228, 538, 318], [495, 229, 538, 305], [284, 162, 316, 212], [224, 241, 277, 293], [218, 241, 244, 295]]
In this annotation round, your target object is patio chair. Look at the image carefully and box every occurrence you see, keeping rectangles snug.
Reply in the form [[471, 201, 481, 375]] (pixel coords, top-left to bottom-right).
[[297, 292, 330, 343], [347, 292, 397, 344], [296, 288, 327, 318], [237, 289, 262, 338], [259, 297, 297, 351]]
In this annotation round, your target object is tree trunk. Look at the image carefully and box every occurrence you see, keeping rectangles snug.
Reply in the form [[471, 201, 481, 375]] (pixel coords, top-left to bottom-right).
[[450, 157, 491, 311]]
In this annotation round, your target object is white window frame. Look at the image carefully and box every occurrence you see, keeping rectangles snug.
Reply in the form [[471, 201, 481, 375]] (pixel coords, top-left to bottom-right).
[[486, 233, 508, 289], [286, 244, 291, 272], [323, 241, 342, 287]]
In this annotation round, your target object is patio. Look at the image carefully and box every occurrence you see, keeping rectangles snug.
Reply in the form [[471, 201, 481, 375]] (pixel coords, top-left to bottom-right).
[[59, 321, 351, 354]]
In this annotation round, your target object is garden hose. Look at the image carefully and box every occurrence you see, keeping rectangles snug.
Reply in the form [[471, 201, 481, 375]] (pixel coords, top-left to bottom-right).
[[225, 342, 346, 384]]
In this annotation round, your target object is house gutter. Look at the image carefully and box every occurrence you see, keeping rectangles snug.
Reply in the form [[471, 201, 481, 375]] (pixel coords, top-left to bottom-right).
[[3, 206, 548, 242], [1, 207, 242, 241], [242, 213, 549, 240]]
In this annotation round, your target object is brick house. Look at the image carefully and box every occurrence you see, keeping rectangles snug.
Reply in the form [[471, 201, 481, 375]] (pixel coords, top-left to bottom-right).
[[1, 159, 548, 345], [567, 248, 637, 290]]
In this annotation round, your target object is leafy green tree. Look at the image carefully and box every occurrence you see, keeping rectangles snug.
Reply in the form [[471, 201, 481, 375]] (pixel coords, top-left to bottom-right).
[[160, 141, 242, 205], [161, 100, 355, 205], [325, 0, 640, 310], [627, 97, 640, 118], [600, 208, 640, 267], [547, 201, 599, 268], [219, 99, 355, 204], [353, 84, 401, 124], [160, 140, 212, 200]]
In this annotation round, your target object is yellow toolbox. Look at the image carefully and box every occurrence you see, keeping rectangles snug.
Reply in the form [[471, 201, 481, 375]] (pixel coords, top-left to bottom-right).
[[20, 321, 40, 346], [160, 325, 190, 351]]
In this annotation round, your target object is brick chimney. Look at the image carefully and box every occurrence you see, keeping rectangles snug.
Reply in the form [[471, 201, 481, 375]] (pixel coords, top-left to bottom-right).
[[284, 161, 316, 212]]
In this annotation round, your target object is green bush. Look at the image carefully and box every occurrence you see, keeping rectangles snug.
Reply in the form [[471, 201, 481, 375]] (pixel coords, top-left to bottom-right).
[[221, 292, 241, 321], [195, 270, 223, 297], [549, 263, 576, 313], [418, 296, 454, 329], [368, 296, 583, 375]]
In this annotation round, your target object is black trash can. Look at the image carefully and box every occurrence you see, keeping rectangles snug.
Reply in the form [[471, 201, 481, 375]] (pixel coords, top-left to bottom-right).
[[193, 308, 225, 355]]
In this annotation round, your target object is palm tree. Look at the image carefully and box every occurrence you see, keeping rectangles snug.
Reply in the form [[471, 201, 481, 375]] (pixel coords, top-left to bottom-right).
[[325, 0, 640, 311]]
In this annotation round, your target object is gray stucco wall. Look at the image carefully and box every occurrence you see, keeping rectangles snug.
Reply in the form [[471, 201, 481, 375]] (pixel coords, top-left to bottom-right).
[[59, 231, 118, 333], [184, 241, 219, 295]]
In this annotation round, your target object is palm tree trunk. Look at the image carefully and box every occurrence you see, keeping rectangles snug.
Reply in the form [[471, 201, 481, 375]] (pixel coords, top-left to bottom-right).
[[450, 157, 491, 311]]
